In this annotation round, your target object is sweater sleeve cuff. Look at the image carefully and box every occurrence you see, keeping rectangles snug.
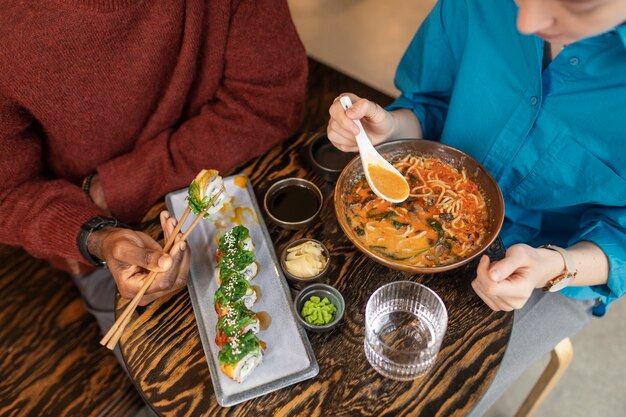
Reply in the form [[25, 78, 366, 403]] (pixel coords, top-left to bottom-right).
[[38, 200, 104, 264]]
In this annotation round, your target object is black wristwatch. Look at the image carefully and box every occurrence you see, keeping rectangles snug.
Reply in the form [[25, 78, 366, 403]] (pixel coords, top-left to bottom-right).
[[76, 216, 121, 267]]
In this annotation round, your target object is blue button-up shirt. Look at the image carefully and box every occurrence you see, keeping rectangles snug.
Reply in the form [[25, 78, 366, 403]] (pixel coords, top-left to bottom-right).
[[388, 0, 626, 310]]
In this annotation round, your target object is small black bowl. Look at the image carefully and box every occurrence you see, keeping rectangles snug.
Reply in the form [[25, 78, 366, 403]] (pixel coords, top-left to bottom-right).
[[293, 283, 345, 332], [263, 178, 323, 230], [308, 132, 358, 183]]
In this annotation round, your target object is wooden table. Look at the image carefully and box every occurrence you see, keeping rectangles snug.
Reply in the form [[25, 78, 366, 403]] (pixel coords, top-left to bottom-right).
[[0, 243, 143, 416], [117, 59, 513, 417]]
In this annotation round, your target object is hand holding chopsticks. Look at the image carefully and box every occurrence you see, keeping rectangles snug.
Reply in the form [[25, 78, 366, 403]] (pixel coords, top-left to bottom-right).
[[100, 169, 226, 350]]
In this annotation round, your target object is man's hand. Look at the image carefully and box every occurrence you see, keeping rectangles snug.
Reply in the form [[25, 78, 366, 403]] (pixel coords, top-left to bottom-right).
[[88, 211, 190, 306]]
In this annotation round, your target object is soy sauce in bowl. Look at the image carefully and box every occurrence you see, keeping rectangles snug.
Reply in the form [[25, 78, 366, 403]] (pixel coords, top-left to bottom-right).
[[268, 186, 318, 221], [264, 178, 323, 230]]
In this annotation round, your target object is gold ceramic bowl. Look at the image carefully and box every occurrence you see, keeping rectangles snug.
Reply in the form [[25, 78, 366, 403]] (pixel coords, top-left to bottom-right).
[[334, 139, 504, 273]]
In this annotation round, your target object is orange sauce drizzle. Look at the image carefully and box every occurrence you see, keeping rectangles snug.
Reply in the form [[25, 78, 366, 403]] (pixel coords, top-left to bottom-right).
[[233, 207, 259, 225], [234, 176, 248, 188]]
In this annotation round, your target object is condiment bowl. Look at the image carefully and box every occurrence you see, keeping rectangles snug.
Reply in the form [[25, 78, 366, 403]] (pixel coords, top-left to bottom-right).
[[307, 132, 358, 183], [334, 139, 504, 273], [264, 178, 323, 230], [280, 238, 330, 290], [293, 283, 344, 333]]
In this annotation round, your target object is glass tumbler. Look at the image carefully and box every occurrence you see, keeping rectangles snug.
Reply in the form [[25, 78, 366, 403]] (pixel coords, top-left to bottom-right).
[[364, 281, 448, 380]]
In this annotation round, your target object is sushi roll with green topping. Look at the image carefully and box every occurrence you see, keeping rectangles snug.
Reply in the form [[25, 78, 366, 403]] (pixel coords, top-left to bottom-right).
[[217, 225, 254, 258], [218, 331, 265, 383], [217, 249, 258, 283], [214, 274, 257, 317], [215, 302, 260, 348]]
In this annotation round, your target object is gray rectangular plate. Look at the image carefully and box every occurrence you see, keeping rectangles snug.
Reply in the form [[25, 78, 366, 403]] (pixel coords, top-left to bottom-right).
[[165, 174, 318, 407]]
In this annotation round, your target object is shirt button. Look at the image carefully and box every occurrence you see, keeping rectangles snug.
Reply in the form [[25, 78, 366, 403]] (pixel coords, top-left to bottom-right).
[[569, 57, 579, 66], [530, 96, 538, 106]]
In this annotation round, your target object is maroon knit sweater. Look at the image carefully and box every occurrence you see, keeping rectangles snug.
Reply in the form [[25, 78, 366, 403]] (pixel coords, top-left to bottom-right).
[[0, 0, 307, 269]]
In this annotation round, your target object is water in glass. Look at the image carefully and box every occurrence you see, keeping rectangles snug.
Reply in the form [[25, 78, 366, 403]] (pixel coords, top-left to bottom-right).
[[364, 281, 447, 380]]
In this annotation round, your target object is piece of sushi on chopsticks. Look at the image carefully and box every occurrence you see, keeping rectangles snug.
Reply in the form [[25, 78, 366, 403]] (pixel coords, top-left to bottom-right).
[[214, 274, 257, 317], [187, 169, 227, 218], [218, 331, 266, 383], [215, 302, 260, 349]]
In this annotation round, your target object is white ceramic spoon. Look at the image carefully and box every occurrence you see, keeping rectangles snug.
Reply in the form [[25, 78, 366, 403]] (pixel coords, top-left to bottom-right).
[[339, 96, 409, 203]]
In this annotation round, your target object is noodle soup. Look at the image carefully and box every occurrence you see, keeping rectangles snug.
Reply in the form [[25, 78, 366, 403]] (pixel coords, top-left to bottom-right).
[[347, 154, 489, 267]]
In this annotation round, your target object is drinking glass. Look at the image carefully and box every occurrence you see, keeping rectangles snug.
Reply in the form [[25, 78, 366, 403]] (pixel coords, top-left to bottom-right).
[[364, 281, 448, 380]]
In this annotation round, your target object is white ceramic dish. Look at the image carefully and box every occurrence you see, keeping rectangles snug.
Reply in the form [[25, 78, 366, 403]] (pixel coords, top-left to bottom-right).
[[165, 174, 318, 407]]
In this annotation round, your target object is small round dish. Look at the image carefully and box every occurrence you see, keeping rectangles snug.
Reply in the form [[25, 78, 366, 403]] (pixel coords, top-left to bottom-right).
[[308, 132, 358, 183], [293, 283, 345, 333], [264, 178, 323, 230], [280, 238, 330, 290]]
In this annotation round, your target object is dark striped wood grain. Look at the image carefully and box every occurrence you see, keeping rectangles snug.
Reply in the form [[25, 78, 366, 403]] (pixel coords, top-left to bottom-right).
[[117, 59, 514, 417], [0, 245, 143, 417]]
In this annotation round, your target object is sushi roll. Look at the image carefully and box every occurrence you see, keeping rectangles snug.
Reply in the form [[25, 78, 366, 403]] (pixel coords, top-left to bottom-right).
[[216, 262, 258, 285], [214, 274, 257, 317], [217, 249, 257, 281], [217, 248, 254, 271], [187, 169, 226, 218], [218, 331, 265, 383], [217, 225, 255, 257], [215, 302, 260, 349], [216, 225, 258, 283]]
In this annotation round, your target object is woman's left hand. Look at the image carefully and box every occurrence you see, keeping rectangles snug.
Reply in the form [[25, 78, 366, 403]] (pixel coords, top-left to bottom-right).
[[471, 244, 564, 311]]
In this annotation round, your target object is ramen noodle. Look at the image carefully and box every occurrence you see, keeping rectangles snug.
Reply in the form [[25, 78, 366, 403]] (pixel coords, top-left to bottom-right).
[[347, 154, 489, 267]]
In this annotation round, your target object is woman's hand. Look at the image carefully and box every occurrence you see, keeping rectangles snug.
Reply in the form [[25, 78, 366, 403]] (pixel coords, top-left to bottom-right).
[[471, 244, 565, 311], [327, 93, 395, 152], [88, 210, 191, 306]]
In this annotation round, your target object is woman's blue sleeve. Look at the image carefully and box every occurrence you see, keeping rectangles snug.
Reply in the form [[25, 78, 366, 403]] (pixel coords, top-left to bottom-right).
[[386, 0, 468, 140], [566, 206, 626, 306]]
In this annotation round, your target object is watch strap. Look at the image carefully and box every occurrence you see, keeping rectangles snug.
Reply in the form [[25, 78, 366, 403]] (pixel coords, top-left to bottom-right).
[[76, 216, 122, 267], [539, 245, 577, 292]]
